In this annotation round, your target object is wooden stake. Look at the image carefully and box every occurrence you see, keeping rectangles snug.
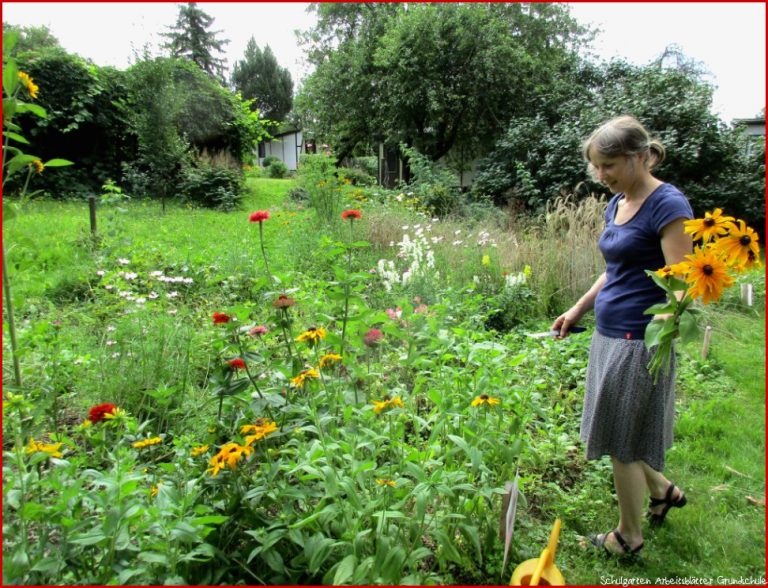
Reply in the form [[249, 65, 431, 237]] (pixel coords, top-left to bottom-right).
[[701, 325, 713, 360], [88, 195, 97, 237]]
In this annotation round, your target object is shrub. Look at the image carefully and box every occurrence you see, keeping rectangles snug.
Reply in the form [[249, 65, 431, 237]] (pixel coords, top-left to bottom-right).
[[338, 166, 375, 186], [179, 151, 245, 210], [261, 155, 280, 168], [267, 160, 289, 178]]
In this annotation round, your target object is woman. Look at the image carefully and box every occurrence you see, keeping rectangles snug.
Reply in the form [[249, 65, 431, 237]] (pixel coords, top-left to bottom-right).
[[552, 115, 692, 556]]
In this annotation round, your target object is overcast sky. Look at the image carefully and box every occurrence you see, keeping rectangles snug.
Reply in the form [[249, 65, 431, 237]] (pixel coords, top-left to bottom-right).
[[3, 2, 765, 123]]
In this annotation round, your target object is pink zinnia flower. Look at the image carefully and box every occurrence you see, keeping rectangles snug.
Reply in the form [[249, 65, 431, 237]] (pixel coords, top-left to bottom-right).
[[249, 210, 270, 223], [227, 358, 246, 370], [386, 307, 402, 320], [341, 209, 362, 221], [249, 325, 268, 337], [213, 312, 231, 324], [363, 328, 384, 347]]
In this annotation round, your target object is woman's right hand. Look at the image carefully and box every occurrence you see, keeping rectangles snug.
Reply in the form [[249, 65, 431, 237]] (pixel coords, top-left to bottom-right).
[[551, 307, 583, 338]]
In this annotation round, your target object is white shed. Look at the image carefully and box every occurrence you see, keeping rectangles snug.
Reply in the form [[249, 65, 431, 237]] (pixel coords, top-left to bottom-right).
[[258, 127, 305, 171]]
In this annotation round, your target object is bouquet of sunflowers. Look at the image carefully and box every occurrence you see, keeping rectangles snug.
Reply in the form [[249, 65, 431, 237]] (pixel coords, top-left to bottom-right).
[[644, 209, 761, 382]]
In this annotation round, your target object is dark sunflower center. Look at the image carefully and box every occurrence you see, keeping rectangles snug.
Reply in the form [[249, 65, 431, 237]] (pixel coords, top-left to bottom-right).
[[740, 235, 752, 246], [704, 218, 715, 227], [702, 264, 713, 275], [480, 394, 489, 400]]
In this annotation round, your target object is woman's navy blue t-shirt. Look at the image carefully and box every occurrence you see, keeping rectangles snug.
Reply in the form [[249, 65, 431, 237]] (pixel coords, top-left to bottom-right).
[[594, 183, 693, 340]]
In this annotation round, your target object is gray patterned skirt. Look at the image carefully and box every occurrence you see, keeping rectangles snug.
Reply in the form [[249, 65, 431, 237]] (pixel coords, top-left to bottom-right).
[[579, 330, 676, 472]]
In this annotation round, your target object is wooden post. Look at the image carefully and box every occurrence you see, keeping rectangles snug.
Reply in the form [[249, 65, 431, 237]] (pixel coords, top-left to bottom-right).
[[88, 195, 97, 237], [741, 283, 753, 306], [701, 325, 713, 360]]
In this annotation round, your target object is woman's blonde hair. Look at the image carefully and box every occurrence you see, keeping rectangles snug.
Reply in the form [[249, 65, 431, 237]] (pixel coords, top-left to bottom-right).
[[582, 115, 666, 170]]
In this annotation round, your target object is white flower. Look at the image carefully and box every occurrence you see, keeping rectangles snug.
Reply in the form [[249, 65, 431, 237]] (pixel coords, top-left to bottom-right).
[[107, 325, 116, 332], [96, 270, 106, 276], [123, 272, 138, 280], [106, 340, 116, 346], [183, 278, 193, 284], [135, 297, 146, 304], [104, 285, 114, 290], [454, 230, 462, 236], [117, 258, 130, 265], [150, 271, 164, 277], [148, 292, 159, 299], [168, 309, 178, 316], [167, 291, 179, 298], [402, 225, 409, 230], [452, 240, 463, 246], [111, 352, 121, 359]]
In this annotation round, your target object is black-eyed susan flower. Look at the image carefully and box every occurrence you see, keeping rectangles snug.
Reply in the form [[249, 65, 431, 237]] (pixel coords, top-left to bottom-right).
[[31, 160, 44, 174], [376, 478, 396, 487], [712, 219, 761, 269], [132, 436, 163, 449], [683, 246, 734, 304], [471, 393, 501, 407], [684, 208, 735, 242], [25, 437, 63, 458], [241, 420, 278, 445], [655, 261, 691, 280], [296, 327, 326, 346], [372, 396, 404, 414], [207, 442, 253, 477], [290, 368, 320, 388], [318, 353, 342, 369], [191, 444, 210, 457], [17, 71, 39, 99]]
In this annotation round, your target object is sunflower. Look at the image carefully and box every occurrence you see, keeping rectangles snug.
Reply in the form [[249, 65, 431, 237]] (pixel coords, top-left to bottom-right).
[[471, 393, 501, 407], [684, 208, 735, 242], [132, 436, 163, 449], [25, 437, 63, 458], [372, 396, 404, 414], [712, 219, 761, 269], [376, 478, 396, 487], [191, 444, 210, 457], [683, 247, 734, 304]]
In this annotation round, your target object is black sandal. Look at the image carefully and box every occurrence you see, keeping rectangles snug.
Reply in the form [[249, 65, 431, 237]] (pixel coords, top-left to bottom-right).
[[647, 482, 687, 525], [589, 528, 644, 557]]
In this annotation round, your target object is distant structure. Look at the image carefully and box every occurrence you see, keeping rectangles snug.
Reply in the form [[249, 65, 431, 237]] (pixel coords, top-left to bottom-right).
[[732, 115, 765, 156]]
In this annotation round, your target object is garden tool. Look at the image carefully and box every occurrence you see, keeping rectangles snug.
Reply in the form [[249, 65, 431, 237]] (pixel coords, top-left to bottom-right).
[[510, 518, 565, 586], [526, 326, 586, 339]]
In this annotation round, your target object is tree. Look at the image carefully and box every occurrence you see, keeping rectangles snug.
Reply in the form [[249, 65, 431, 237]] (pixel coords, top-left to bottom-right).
[[162, 3, 229, 80], [1, 23, 62, 57], [296, 3, 588, 162], [231, 38, 293, 122]]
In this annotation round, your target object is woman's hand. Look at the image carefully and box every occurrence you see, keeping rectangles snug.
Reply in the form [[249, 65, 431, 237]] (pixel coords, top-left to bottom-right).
[[551, 307, 583, 338]]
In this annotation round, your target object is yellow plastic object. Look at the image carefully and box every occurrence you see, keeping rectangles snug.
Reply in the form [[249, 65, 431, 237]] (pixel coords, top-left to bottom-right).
[[510, 518, 565, 586]]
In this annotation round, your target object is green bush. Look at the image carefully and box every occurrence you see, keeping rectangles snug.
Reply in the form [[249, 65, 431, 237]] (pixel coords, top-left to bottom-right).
[[261, 155, 280, 168], [179, 159, 245, 210], [338, 166, 375, 186], [267, 160, 289, 178]]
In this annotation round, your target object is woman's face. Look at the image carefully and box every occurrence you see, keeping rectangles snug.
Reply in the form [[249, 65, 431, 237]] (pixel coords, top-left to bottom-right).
[[588, 149, 641, 194]]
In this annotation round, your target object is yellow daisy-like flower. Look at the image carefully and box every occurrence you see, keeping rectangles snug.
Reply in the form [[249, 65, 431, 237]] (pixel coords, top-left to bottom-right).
[[655, 261, 691, 280], [683, 246, 734, 305], [684, 209, 735, 242], [296, 327, 327, 346], [17, 71, 39, 100], [712, 219, 761, 270], [318, 353, 342, 369], [290, 368, 320, 388], [132, 436, 163, 449], [207, 442, 253, 477], [471, 393, 501, 407], [30, 160, 44, 174], [241, 419, 278, 445], [372, 396, 404, 414], [150, 484, 159, 497], [103, 407, 127, 420], [191, 444, 210, 457], [25, 437, 63, 458], [376, 478, 396, 487]]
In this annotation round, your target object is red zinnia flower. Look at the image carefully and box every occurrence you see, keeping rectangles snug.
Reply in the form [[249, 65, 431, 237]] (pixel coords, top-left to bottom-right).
[[249, 210, 270, 223], [213, 312, 231, 324], [363, 328, 384, 347], [89, 402, 117, 423], [227, 358, 246, 370], [341, 209, 362, 221]]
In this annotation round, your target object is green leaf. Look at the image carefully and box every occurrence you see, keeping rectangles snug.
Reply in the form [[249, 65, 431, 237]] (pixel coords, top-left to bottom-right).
[[43, 158, 74, 167], [644, 318, 667, 349], [4, 30, 20, 55], [447, 434, 470, 454], [4, 131, 29, 145], [15, 101, 47, 118], [643, 303, 677, 316], [678, 311, 700, 342], [6, 153, 39, 176], [333, 553, 357, 585], [69, 530, 107, 545], [191, 515, 229, 526], [3, 58, 19, 97]]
